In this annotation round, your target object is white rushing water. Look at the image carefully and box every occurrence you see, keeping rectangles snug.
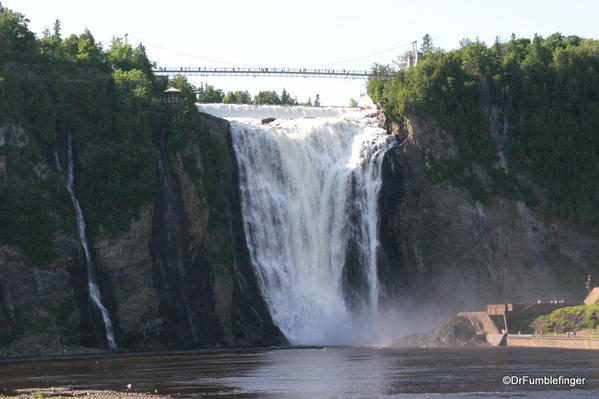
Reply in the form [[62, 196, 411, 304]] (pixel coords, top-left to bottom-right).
[[61, 135, 117, 350], [204, 104, 394, 345], [197, 104, 359, 120]]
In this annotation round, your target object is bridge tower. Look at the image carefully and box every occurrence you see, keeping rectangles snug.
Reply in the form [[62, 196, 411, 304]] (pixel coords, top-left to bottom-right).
[[408, 41, 424, 68]]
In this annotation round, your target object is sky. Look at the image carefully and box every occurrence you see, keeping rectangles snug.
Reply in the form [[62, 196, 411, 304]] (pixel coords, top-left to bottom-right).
[[6, 0, 599, 105]]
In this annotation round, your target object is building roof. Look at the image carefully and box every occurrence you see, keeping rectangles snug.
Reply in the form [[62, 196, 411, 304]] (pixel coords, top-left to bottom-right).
[[164, 87, 182, 93]]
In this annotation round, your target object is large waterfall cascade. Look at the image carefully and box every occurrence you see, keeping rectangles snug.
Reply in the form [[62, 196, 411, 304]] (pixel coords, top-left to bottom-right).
[[199, 104, 395, 345], [56, 135, 117, 350]]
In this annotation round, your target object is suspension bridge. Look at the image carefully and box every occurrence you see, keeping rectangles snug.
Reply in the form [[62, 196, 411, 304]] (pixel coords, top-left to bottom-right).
[[152, 66, 394, 80]]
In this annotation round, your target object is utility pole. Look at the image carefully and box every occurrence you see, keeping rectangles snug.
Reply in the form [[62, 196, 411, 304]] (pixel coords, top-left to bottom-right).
[[408, 41, 418, 68], [412, 41, 418, 61], [124, 33, 128, 45]]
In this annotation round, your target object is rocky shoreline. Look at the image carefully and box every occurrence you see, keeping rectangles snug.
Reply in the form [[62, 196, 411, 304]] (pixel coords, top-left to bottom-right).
[[3, 388, 170, 399]]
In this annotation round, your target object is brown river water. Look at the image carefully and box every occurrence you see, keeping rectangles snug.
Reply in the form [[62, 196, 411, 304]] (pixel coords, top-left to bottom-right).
[[1, 346, 598, 398]]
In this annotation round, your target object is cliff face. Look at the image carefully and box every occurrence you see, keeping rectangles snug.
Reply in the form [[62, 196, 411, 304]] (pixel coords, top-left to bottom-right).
[[0, 113, 284, 356], [377, 112, 599, 322]]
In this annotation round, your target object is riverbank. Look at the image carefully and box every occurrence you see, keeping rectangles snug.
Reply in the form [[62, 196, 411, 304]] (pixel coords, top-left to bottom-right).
[[2, 388, 169, 399]]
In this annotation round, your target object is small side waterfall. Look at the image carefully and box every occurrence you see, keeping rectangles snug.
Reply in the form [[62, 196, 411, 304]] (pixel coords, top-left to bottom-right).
[[57, 135, 117, 350], [217, 105, 393, 345]]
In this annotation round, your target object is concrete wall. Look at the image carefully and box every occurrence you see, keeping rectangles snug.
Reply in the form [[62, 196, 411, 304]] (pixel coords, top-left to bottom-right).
[[584, 287, 599, 305], [488, 303, 579, 316], [507, 336, 599, 350], [458, 311, 500, 334]]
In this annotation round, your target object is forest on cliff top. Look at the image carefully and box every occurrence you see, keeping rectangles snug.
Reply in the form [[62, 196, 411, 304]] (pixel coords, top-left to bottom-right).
[[368, 34, 599, 228], [0, 5, 201, 263]]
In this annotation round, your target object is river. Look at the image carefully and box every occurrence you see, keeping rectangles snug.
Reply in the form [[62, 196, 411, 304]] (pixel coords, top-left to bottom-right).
[[1, 347, 597, 398]]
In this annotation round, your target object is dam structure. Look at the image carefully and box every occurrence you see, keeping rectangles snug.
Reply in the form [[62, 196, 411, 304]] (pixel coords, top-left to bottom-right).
[[198, 104, 395, 345]]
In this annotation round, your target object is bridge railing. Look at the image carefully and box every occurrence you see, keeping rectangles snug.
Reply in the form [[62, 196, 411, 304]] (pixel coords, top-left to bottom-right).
[[152, 66, 394, 79]]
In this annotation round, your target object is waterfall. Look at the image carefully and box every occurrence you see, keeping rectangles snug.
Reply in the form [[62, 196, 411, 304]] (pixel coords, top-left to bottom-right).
[[58, 135, 117, 350], [211, 105, 393, 345]]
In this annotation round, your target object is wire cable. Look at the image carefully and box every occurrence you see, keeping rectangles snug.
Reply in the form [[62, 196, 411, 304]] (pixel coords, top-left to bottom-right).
[[302, 40, 415, 67], [128, 33, 414, 69], [127, 33, 235, 66]]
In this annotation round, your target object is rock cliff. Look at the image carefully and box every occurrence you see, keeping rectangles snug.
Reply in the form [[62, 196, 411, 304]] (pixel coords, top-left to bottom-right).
[[0, 112, 284, 356], [2, 100, 597, 354], [377, 111, 599, 327]]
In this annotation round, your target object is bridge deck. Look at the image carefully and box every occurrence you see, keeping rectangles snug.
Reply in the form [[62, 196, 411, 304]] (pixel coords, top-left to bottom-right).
[[153, 67, 393, 80]]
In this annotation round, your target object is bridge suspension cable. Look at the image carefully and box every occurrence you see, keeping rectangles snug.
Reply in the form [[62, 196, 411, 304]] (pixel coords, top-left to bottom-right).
[[128, 32, 413, 72], [303, 40, 415, 67]]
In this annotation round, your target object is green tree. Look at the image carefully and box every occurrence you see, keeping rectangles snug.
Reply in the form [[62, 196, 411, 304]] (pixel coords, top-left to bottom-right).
[[421, 33, 434, 55], [254, 90, 281, 105], [59, 30, 104, 67], [349, 98, 358, 107], [52, 19, 61, 40], [113, 69, 152, 98], [197, 82, 224, 103], [223, 90, 251, 104], [106, 37, 153, 77], [76, 29, 104, 65], [279, 88, 298, 105], [314, 94, 321, 106], [0, 6, 37, 60]]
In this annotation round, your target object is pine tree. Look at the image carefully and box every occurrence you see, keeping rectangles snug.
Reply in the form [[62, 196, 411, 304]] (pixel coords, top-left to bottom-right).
[[281, 88, 290, 105], [52, 19, 61, 40], [421, 33, 433, 55]]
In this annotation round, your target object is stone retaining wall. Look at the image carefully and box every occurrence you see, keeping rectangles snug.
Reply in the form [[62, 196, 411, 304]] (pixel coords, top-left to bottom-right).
[[507, 336, 599, 349]]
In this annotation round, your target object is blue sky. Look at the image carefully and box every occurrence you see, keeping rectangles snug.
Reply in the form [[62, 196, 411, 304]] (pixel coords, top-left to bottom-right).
[[7, 0, 599, 105]]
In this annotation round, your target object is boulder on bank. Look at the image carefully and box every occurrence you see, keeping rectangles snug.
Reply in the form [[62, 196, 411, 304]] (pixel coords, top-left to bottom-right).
[[430, 316, 478, 346], [392, 316, 481, 347], [261, 117, 276, 124]]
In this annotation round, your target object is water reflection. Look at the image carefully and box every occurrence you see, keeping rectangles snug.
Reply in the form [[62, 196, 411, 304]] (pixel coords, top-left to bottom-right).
[[1, 347, 598, 398], [215, 349, 390, 397]]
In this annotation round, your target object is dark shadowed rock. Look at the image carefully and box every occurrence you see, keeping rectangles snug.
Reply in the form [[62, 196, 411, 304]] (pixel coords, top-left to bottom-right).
[[0, 111, 285, 356], [377, 110, 599, 317], [430, 316, 477, 346], [391, 316, 481, 348]]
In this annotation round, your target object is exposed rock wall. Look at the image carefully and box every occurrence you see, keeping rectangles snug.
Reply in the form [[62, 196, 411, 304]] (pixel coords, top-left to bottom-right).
[[0, 112, 284, 356], [378, 112, 599, 324]]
